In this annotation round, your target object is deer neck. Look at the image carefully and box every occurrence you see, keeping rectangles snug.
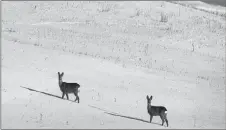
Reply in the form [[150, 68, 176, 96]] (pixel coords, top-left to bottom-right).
[[59, 79, 63, 87], [147, 103, 152, 111]]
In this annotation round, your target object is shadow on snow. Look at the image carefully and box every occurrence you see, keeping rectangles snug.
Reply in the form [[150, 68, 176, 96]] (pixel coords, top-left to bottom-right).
[[20, 86, 162, 126], [20, 86, 76, 103]]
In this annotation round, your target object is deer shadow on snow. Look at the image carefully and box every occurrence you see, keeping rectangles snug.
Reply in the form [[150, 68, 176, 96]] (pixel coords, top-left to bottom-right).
[[20, 86, 163, 126], [88, 105, 161, 126], [20, 86, 76, 103]]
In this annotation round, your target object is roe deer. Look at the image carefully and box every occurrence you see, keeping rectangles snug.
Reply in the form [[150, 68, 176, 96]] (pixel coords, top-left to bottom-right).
[[146, 95, 168, 127], [58, 72, 80, 103]]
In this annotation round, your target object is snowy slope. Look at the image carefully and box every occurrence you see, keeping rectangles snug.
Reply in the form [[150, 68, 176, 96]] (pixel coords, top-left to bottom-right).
[[2, 1, 225, 129]]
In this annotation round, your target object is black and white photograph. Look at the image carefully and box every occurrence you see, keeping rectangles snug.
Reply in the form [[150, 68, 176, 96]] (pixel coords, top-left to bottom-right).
[[1, 1, 226, 129]]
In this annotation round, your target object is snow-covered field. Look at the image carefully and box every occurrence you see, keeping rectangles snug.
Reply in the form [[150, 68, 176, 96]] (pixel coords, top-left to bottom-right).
[[1, 1, 225, 129]]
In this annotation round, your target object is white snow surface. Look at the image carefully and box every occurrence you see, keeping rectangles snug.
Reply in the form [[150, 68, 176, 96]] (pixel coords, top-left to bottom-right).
[[2, 1, 225, 129]]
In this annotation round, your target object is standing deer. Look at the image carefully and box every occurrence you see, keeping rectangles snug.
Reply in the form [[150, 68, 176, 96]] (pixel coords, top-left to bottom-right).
[[58, 72, 80, 103], [146, 95, 168, 127]]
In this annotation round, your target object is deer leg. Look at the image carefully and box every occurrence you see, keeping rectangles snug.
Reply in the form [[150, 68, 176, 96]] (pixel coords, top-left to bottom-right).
[[164, 114, 169, 127], [62, 93, 65, 99], [74, 92, 78, 102], [66, 93, 69, 100], [150, 115, 153, 123], [77, 95, 80, 103], [74, 92, 79, 103], [160, 115, 165, 126]]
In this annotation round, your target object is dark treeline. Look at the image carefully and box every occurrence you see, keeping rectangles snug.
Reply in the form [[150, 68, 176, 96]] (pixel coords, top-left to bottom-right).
[[201, 0, 226, 7]]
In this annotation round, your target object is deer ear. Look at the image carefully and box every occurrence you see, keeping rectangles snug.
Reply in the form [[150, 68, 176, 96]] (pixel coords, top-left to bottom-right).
[[58, 72, 60, 75], [150, 95, 153, 100], [146, 95, 149, 100], [61, 72, 64, 76]]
